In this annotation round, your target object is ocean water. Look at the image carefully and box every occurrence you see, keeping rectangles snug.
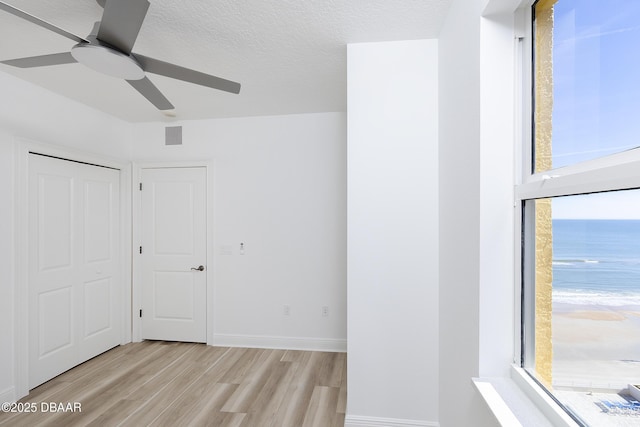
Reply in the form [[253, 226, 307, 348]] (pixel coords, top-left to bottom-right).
[[552, 219, 640, 306]]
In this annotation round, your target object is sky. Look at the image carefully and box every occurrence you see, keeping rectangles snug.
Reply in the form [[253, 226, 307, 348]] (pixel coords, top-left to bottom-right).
[[550, 0, 640, 169], [545, 0, 640, 219]]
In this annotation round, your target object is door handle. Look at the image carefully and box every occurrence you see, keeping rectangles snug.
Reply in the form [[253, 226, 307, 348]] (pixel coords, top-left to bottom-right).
[[191, 265, 205, 271]]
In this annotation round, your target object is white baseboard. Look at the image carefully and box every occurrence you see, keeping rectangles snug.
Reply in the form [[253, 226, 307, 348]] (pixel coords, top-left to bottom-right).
[[345, 415, 439, 427], [213, 334, 347, 352], [0, 386, 16, 404]]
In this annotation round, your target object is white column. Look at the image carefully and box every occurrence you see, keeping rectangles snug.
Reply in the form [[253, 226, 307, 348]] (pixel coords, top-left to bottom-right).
[[346, 39, 439, 425]]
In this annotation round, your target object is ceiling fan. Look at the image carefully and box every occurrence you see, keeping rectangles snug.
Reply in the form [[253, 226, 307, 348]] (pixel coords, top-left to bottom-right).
[[0, 0, 241, 111]]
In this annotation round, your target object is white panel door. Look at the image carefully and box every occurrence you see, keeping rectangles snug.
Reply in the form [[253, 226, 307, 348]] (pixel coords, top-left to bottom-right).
[[78, 168, 121, 361], [141, 167, 207, 343], [29, 154, 120, 389]]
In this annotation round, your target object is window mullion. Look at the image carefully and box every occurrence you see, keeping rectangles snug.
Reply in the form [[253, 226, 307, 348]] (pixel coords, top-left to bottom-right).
[[516, 159, 640, 202]]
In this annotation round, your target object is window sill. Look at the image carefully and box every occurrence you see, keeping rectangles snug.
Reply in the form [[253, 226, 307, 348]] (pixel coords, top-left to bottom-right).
[[473, 365, 580, 427]]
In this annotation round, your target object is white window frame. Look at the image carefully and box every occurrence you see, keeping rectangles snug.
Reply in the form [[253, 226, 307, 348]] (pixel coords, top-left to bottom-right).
[[514, 1, 640, 425]]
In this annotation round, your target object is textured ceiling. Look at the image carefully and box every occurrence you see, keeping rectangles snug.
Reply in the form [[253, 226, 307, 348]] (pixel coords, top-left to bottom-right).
[[0, 0, 452, 123]]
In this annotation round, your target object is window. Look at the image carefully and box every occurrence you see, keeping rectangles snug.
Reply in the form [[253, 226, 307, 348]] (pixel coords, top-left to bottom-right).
[[519, 1, 640, 425], [532, 0, 640, 173]]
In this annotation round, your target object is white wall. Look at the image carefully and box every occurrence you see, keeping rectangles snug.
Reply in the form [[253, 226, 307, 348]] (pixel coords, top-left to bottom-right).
[[438, 0, 498, 425], [132, 112, 347, 350], [0, 71, 132, 401], [0, 72, 132, 160], [438, 0, 523, 425], [0, 132, 15, 402], [346, 40, 439, 425], [478, 11, 517, 378]]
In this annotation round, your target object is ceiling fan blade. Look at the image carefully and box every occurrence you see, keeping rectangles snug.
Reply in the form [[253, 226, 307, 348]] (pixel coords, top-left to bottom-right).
[[1, 52, 76, 68], [0, 1, 88, 43], [135, 54, 241, 94], [127, 76, 174, 110], [97, 0, 149, 54]]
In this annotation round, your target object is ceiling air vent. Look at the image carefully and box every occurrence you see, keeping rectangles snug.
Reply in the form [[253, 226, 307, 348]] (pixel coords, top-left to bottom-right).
[[165, 126, 182, 145]]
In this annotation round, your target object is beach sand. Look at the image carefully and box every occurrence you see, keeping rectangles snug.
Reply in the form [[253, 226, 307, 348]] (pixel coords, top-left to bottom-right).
[[528, 304, 640, 425], [552, 302, 640, 390]]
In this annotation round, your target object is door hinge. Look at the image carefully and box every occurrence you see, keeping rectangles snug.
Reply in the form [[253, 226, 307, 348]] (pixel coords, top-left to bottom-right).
[[139, 182, 142, 191], [139, 246, 142, 254], [139, 309, 142, 318]]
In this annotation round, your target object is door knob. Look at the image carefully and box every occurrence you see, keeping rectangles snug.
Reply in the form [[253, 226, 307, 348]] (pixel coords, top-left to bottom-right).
[[191, 265, 205, 271]]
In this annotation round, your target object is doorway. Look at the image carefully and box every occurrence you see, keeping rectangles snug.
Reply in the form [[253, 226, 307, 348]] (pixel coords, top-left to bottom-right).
[[137, 166, 208, 343]]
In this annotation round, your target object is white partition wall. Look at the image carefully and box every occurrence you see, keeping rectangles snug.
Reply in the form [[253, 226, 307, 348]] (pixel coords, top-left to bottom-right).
[[131, 113, 347, 351], [346, 39, 440, 426], [0, 133, 15, 403]]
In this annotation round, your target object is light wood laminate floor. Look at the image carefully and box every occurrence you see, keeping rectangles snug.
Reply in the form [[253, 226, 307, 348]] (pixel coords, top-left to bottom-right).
[[0, 341, 347, 427]]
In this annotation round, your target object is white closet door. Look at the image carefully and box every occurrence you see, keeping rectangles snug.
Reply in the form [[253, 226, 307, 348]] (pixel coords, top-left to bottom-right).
[[140, 167, 207, 343], [29, 154, 120, 389]]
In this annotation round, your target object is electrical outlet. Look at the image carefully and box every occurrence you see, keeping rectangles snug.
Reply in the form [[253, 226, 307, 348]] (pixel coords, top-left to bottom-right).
[[322, 306, 329, 317], [283, 305, 290, 316]]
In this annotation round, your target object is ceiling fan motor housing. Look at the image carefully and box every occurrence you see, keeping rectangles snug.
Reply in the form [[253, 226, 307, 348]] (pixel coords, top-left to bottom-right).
[[70, 41, 145, 80]]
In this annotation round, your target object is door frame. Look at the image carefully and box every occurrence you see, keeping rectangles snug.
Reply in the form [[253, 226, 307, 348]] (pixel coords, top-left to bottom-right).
[[14, 139, 132, 400], [132, 161, 214, 345]]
